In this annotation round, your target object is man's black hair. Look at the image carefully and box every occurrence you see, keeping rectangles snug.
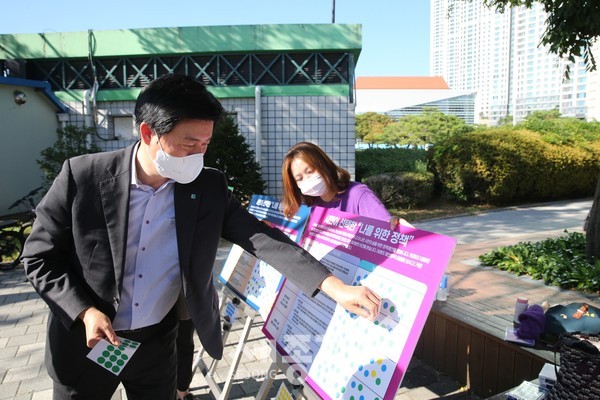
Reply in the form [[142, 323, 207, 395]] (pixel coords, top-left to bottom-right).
[[134, 74, 224, 137]]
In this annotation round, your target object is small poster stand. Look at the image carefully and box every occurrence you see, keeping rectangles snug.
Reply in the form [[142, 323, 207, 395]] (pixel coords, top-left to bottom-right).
[[192, 195, 310, 399]]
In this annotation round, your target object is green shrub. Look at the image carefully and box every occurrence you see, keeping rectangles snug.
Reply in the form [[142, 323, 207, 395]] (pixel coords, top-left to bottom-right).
[[356, 148, 428, 181], [204, 114, 266, 204], [37, 125, 101, 192], [479, 231, 600, 294], [363, 172, 435, 209], [431, 128, 600, 204]]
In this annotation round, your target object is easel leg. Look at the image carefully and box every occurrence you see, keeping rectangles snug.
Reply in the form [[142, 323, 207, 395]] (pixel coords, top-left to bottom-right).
[[192, 290, 234, 375], [218, 314, 254, 400], [255, 360, 279, 400]]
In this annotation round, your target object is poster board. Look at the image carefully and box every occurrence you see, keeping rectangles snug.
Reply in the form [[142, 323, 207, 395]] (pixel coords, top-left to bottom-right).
[[262, 207, 457, 400], [218, 194, 310, 318]]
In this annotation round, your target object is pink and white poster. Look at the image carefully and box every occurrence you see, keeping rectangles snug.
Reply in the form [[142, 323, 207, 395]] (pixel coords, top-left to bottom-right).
[[262, 207, 457, 400]]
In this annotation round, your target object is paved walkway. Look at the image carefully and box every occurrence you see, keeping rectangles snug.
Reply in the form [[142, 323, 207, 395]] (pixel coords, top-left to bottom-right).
[[0, 198, 593, 400]]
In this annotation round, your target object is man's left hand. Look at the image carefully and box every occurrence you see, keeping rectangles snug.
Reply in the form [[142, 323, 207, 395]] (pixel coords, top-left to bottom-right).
[[319, 275, 381, 321]]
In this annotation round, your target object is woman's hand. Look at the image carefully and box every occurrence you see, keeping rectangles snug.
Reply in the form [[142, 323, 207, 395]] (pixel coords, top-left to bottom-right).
[[389, 216, 414, 230]]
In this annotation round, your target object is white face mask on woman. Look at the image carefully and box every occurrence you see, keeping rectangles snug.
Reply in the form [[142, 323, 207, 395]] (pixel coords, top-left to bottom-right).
[[150, 139, 204, 184], [297, 173, 329, 197]]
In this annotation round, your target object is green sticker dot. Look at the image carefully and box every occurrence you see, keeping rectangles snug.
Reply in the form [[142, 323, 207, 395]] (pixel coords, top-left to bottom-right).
[[97, 357, 105, 363], [121, 354, 129, 360], [109, 355, 117, 362], [358, 384, 363, 391], [117, 359, 125, 366], [376, 378, 381, 385], [114, 349, 122, 356], [105, 361, 113, 368], [112, 365, 120, 373], [341, 387, 345, 393], [390, 306, 395, 313], [102, 351, 110, 357], [107, 345, 115, 351]]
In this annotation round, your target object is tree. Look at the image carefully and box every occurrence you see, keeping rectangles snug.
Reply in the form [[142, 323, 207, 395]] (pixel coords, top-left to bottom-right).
[[497, 114, 514, 126], [518, 110, 600, 144], [203, 114, 266, 204], [523, 109, 562, 121], [355, 112, 393, 145], [37, 126, 101, 192], [478, 0, 599, 74], [379, 108, 473, 147]]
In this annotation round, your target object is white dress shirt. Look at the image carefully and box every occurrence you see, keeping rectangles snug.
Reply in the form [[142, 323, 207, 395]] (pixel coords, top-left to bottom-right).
[[112, 143, 181, 330]]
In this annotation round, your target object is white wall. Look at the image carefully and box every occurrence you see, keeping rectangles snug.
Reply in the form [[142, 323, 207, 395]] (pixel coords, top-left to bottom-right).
[[0, 85, 60, 216]]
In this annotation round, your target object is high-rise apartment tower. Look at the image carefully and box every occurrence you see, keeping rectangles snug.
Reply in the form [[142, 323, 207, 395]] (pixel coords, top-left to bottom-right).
[[430, 0, 599, 124]]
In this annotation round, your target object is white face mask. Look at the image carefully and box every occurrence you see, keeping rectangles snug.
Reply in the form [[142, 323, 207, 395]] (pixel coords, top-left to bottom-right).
[[150, 139, 204, 184], [297, 173, 329, 197]]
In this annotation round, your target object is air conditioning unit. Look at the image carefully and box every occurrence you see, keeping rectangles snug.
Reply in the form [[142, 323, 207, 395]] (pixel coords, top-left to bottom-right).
[[113, 116, 137, 140]]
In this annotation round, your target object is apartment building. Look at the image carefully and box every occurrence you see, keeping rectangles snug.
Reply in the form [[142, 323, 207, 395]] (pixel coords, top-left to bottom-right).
[[430, 0, 599, 124]]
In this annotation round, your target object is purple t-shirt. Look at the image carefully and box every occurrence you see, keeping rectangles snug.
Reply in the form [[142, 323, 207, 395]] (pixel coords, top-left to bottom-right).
[[313, 181, 391, 222]]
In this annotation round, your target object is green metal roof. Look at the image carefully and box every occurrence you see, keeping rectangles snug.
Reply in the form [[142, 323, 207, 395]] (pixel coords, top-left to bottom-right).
[[0, 24, 362, 60], [53, 84, 352, 102]]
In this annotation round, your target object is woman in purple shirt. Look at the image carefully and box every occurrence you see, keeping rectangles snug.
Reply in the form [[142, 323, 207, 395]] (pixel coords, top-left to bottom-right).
[[281, 142, 411, 229]]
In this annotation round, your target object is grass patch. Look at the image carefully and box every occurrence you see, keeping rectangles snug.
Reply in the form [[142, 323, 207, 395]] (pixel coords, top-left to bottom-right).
[[390, 198, 495, 222]]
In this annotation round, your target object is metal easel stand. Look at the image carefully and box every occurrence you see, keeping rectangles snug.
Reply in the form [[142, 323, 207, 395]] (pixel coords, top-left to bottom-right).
[[192, 286, 258, 400]]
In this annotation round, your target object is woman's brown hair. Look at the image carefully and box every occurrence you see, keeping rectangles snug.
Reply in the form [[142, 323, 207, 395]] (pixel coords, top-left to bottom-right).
[[281, 142, 350, 218]]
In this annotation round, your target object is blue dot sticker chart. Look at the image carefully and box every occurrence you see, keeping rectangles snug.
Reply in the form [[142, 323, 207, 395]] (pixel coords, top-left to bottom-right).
[[309, 259, 426, 399], [86, 336, 140, 376], [262, 207, 456, 400], [218, 195, 311, 319]]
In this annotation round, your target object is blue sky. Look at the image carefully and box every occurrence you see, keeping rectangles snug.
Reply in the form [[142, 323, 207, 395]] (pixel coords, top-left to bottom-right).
[[0, 0, 430, 77]]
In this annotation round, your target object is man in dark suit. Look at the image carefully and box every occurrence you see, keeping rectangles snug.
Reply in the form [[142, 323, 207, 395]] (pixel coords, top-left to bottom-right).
[[22, 74, 381, 400]]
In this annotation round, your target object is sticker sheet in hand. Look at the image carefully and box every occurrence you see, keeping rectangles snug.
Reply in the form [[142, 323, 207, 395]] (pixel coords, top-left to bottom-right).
[[87, 336, 140, 376], [263, 207, 457, 400], [219, 195, 310, 318]]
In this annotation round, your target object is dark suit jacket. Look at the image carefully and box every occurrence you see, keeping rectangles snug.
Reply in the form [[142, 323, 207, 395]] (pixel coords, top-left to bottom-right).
[[22, 144, 330, 382]]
